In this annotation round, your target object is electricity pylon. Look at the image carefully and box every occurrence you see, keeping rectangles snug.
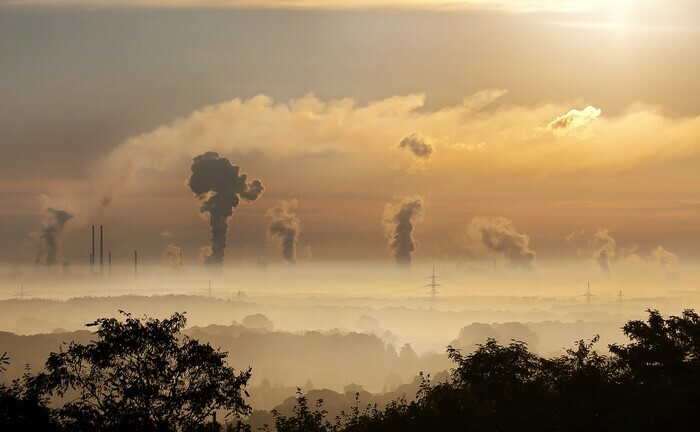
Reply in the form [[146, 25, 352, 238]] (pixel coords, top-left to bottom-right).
[[425, 267, 441, 309]]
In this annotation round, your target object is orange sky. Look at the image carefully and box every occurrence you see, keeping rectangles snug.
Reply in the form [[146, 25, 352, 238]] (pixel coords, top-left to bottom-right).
[[1, 1, 699, 270]]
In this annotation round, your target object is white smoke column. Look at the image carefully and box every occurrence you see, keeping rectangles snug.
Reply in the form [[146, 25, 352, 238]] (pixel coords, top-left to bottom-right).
[[266, 199, 301, 264], [383, 195, 425, 266], [592, 229, 616, 276]]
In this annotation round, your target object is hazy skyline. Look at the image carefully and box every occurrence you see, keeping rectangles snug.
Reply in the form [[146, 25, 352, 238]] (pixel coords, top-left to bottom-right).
[[2, 1, 699, 270]]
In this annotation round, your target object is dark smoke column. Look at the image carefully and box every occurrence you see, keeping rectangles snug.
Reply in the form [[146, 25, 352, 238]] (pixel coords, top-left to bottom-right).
[[266, 200, 301, 264], [188, 152, 264, 268], [383, 195, 425, 266], [33, 208, 74, 267]]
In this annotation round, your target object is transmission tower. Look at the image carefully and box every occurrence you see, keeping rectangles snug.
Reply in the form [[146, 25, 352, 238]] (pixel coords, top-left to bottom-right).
[[425, 267, 441, 309]]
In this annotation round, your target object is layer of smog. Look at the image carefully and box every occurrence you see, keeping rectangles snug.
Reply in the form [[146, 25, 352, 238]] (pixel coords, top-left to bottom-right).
[[2, 260, 698, 410]]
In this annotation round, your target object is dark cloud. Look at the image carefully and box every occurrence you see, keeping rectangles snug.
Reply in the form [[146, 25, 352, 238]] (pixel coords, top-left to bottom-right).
[[266, 200, 301, 264], [383, 196, 425, 266], [188, 151, 264, 268], [32, 208, 74, 267], [398, 133, 433, 159], [463, 217, 535, 269]]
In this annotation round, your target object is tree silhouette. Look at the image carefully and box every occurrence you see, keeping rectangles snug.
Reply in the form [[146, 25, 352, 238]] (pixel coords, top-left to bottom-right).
[[269, 309, 700, 432], [1, 360, 59, 431], [35, 311, 251, 432]]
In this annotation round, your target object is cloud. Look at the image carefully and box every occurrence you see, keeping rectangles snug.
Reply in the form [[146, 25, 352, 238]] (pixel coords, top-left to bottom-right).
[[461, 217, 536, 269], [0, 1, 608, 12], [81, 90, 700, 218], [399, 133, 434, 159], [547, 106, 602, 135], [383, 195, 425, 266]]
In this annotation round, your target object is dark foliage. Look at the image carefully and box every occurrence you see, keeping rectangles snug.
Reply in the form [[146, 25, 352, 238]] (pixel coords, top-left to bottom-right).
[[271, 309, 700, 432], [2, 309, 700, 431], [0, 359, 60, 432], [2, 312, 251, 432]]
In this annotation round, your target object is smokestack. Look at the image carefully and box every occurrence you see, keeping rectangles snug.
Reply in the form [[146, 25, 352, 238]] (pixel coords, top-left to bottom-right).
[[100, 225, 104, 276], [91, 225, 95, 269], [134, 250, 138, 278], [108, 251, 112, 277]]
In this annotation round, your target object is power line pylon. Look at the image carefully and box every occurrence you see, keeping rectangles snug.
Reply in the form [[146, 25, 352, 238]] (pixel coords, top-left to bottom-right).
[[425, 267, 441, 309]]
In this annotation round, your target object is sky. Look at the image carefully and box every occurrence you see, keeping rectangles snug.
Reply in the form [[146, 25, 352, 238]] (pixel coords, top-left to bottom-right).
[[1, 0, 700, 272]]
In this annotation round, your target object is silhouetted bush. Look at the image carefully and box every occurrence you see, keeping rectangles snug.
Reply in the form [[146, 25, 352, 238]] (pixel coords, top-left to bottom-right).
[[3, 309, 699, 431], [270, 309, 700, 432]]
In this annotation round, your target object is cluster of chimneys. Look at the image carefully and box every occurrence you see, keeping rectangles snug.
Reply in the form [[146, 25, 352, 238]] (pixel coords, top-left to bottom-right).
[[90, 225, 138, 277]]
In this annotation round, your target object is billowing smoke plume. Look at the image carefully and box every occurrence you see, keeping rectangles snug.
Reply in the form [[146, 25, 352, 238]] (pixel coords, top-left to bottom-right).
[[32, 208, 74, 267], [162, 244, 183, 270], [649, 246, 678, 269], [462, 217, 536, 269], [624, 245, 679, 270], [383, 195, 425, 266], [592, 229, 616, 275], [188, 151, 264, 267], [266, 200, 301, 264], [399, 133, 433, 159]]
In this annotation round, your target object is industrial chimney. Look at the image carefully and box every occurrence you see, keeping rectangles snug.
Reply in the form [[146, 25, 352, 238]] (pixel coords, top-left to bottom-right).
[[100, 225, 104, 277], [91, 225, 95, 270]]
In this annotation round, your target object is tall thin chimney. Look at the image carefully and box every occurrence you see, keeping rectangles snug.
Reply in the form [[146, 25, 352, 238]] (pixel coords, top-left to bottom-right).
[[91, 225, 95, 268], [99, 225, 104, 276], [134, 250, 138, 278], [108, 251, 112, 277]]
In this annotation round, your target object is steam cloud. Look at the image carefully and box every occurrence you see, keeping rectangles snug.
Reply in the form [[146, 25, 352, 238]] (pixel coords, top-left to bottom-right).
[[162, 244, 183, 270], [462, 217, 536, 269], [592, 229, 616, 275], [649, 245, 678, 269], [625, 245, 679, 270], [32, 208, 74, 267], [399, 133, 433, 159], [383, 196, 425, 266], [266, 200, 301, 264], [188, 151, 264, 267]]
